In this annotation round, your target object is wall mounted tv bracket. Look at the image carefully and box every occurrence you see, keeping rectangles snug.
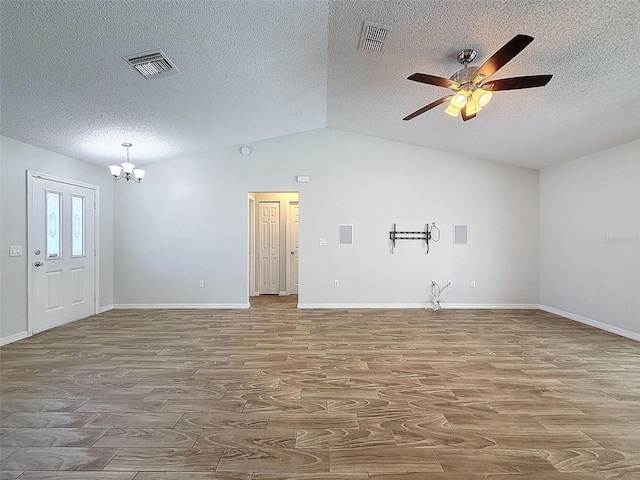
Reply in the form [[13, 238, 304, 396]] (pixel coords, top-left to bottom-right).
[[389, 222, 440, 254]]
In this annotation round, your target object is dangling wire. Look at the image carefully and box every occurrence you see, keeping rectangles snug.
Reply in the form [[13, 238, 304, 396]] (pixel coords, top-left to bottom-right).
[[425, 223, 440, 254], [430, 224, 440, 242], [429, 280, 452, 311]]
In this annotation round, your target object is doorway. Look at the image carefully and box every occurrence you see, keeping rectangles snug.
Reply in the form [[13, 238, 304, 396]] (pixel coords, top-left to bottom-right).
[[248, 192, 299, 298], [27, 171, 98, 334]]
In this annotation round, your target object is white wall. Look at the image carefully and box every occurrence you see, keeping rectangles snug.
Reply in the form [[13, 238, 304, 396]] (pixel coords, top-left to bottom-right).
[[0, 136, 114, 340], [114, 129, 540, 308], [540, 139, 640, 339]]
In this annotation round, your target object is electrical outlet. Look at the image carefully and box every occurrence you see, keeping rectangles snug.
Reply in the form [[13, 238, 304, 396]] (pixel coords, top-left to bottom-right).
[[470, 280, 476, 288], [199, 280, 204, 288], [319, 238, 327, 246], [334, 280, 340, 287]]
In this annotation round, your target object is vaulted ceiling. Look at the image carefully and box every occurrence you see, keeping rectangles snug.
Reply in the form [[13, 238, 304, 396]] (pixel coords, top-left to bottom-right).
[[2, 0, 639, 169]]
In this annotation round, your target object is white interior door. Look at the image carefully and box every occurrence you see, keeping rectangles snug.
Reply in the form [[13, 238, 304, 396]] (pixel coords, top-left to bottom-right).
[[258, 202, 279, 294], [288, 201, 299, 295], [29, 174, 96, 334]]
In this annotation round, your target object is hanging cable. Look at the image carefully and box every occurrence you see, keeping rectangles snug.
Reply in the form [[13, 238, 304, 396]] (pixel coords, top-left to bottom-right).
[[429, 280, 452, 311], [430, 224, 441, 242]]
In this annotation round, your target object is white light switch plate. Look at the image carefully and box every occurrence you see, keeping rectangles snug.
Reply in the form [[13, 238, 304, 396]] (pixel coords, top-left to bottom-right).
[[319, 238, 327, 246], [9, 245, 23, 257]]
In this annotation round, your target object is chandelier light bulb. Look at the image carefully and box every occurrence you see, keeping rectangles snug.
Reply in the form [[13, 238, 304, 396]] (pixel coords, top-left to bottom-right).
[[121, 162, 135, 174]]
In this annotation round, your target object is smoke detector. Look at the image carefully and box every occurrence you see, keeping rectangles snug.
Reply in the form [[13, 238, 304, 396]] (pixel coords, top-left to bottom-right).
[[123, 49, 180, 79], [359, 21, 391, 52]]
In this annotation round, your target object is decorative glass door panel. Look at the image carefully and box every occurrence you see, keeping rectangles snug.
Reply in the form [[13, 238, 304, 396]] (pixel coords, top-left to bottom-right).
[[71, 195, 85, 256], [46, 191, 62, 258]]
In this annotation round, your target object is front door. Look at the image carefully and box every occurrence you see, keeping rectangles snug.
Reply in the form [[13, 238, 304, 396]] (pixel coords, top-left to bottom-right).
[[29, 173, 96, 334]]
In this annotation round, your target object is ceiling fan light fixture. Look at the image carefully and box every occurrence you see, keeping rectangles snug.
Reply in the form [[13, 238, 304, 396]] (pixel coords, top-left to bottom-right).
[[403, 34, 552, 123], [472, 88, 492, 107], [450, 91, 468, 109], [465, 97, 482, 116], [444, 104, 460, 116]]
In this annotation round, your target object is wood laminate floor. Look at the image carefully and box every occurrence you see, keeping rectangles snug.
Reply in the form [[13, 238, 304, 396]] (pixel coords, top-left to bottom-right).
[[1, 296, 639, 479]]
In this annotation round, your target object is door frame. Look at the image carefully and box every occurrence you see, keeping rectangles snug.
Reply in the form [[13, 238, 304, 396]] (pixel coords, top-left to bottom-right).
[[286, 200, 299, 295], [26, 171, 100, 336], [248, 194, 256, 297], [247, 192, 299, 303]]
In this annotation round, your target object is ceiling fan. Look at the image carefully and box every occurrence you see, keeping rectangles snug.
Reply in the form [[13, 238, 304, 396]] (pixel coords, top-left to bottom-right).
[[403, 34, 552, 122]]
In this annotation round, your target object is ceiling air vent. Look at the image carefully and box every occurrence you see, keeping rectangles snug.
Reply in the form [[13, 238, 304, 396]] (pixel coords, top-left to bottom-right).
[[123, 50, 180, 79], [359, 21, 391, 52]]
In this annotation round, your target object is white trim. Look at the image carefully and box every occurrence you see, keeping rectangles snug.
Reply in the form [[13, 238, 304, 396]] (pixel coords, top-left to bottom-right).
[[297, 302, 540, 310], [442, 303, 540, 309], [248, 194, 256, 298], [279, 291, 288, 296], [541, 305, 640, 342], [113, 303, 250, 309], [26, 171, 100, 336], [1, 331, 29, 346], [97, 304, 113, 314], [298, 303, 429, 309], [286, 200, 299, 296]]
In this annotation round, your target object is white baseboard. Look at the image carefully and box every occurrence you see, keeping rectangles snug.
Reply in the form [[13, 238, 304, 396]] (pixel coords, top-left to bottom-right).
[[113, 303, 250, 310], [0, 330, 29, 346], [442, 303, 540, 309], [298, 302, 539, 310], [540, 305, 640, 342], [297, 303, 428, 309], [278, 291, 288, 296], [97, 304, 113, 314]]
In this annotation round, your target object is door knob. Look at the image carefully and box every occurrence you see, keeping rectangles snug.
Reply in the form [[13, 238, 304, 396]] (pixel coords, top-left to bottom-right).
[[34, 261, 44, 267], [290, 251, 294, 254]]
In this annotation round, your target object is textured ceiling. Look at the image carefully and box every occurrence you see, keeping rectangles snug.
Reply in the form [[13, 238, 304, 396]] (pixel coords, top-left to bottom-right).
[[1, 0, 639, 169]]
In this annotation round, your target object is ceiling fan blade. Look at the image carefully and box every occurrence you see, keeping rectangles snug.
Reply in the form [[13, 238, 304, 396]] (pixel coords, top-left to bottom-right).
[[403, 95, 452, 121], [483, 74, 552, 91], [472, 34, 534, 83], [408, 73, 460, 90], [461, 104, 476, 122]]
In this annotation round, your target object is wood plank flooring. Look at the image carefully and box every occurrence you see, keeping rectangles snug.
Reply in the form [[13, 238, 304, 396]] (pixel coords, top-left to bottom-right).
[[2, 295, 639, 479]]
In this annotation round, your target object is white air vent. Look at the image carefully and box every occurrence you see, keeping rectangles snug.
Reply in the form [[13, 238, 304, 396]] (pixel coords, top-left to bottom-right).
[[123, 50, 180, 79], [359, 21, 391, 52]]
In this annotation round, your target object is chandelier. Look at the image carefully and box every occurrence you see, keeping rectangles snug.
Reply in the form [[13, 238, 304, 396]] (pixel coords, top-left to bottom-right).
[[108, 143, 145, 182]]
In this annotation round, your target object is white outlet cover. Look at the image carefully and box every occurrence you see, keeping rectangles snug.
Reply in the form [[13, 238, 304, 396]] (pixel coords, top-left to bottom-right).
[[319, 238, 327, 246]]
